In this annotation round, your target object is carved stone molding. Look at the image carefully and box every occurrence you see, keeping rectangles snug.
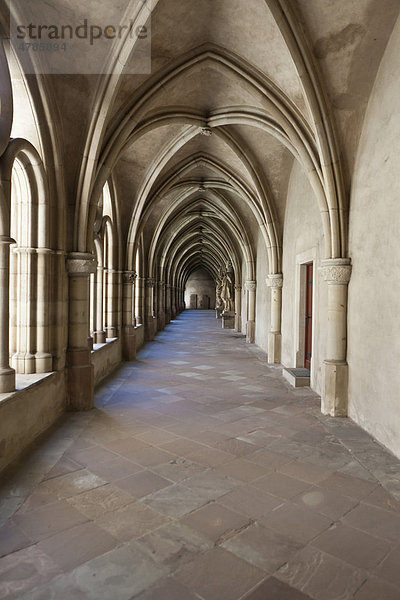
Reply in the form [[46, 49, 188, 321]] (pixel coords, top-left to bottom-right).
[[122, 271, 137, 284], [320, 259, 351, 285], [235, 285, 242, 291], [200, 127, 212, 136], [67, 252, 97, 276], [145, 278, 155, 288], [266, 274, 283, 288], [245, 280, 257, 292]]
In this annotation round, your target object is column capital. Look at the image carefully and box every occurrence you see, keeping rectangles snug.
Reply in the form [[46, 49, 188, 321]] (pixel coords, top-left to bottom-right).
[[245, 280, 256, 292], [66, 252, 97, 276], [266, 273, 283, 288], [320, 259, 351, 285], [158, 280, 165, 287], [145, 277, 155, 288], [234, 285, 242, 291], [122, 270, 137, 283]]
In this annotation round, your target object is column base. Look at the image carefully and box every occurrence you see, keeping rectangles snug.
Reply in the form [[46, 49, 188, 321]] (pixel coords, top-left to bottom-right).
[[11, 353, 36, 374], [145, 317, 157, 341], [105, 327, 117, 339], [235, 314, 242, 332], [165, 310, 171, 324], [94, 331, 106, 344], [88, 336, 94, 350], [67, 348, 94, 411], [216, 307, 223, 319], [158, 312, 165, 331], [0, 367, 15, 393], [322, 360, 348, 417], [171, 307, 177, 320], [35, 352, 53, 373], [246, 320, 255, 343], [122, 326, 136, 361], [268, 332, 282, 364], [222, 311, 235, 329]]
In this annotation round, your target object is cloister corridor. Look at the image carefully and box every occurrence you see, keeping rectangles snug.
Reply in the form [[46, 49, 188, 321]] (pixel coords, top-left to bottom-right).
[[1, 311, 400, 600]]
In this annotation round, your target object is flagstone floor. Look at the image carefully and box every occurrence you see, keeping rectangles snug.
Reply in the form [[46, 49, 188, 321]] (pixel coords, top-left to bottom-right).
[[1, 310, 400, 599]]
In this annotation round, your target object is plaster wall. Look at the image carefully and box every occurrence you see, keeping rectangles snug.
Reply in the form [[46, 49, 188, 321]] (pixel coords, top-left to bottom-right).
[[347, 16, 400, 458], [0, 372, 66, 473], [255, 229, 270, 353], [184, 269, 216, 309], [92, 339, 122, 387], [281, 160, 327, 395]]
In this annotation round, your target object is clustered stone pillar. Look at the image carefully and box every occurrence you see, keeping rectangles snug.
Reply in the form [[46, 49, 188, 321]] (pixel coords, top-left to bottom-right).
[[158, 281, 165, 330], [66, 252, 97, 411], [122, 271, 136, 361], [235, 285, 242, 332], [245, 280, 256, 343], [105, 268, 118, 338], [165, 284, 171, 324], [0, 236, 15, 392], [94, 262, 106, 343], [144, 278, 156, 341], [320, 258, 352, 417], [267, 273, 283, 364]]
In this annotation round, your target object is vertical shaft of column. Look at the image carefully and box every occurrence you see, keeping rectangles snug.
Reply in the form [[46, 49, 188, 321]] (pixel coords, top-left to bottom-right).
[[158, 281, 165, 330], [66, 252, 96, 410], [165, 284, 171, 324], [36, 248, 53, 372], [267, 273, 283, 364], [144, 278, 155, 341], [0, 237, 15, 392], [122, 271, 136, 360], [320, 259, 352, 417], [106, 268, 118, 338], [95, 265, 106, 343], [245, 280, 256, 343], [234, 285, 242, 332]]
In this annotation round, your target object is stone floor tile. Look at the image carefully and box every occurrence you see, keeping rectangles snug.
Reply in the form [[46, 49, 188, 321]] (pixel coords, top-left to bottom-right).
[[0, 520, 33, 558], [125, 447, 177, 468], [276, 460, 333, 484], [174, 546, 265, 600], [353, 577, 400, 600], [276, 545, 367, 600], [252, 472, 312, 500], [150, 458, 205, 482], [135, 521, 213, 570], [246, 448, 294, 469], [66, 483, 135, 519], [182, 469, 240, 499], [113, 471, 172, 499], [343, 502, 400, 543], [214, 458, 271, 482], [374, 547, 400, 588], [180, 501, 251, 543], [243, 577, 314, 600], [134, 429, 180, 446], [294, 486, 359, 520], [213, 437, 256, 457], [259, 503, 332, 544], [13, 500, 88, 542], [0, 546, 61, 599], [133, 577, 200, 600], [362, 484, 400, 513], [311, 522, 391, 569], [43, 456, 84, 481], [141, 483, 210, 518], [218, 484, 283, 518], [37, 521, 118, 572], [222, 521, 304, 573], [318, 472, 378, 500], [95, 501, 169, 542], [42, 469, 106, 499]]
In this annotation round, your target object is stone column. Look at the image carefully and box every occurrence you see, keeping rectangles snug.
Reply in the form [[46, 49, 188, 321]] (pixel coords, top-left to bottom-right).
[[135, 276, 144, 325], [234, 285, 242, 332], [105, 268, 118, 338], [94, 263, 106, 343], [267, 274, 283, 364], [157, 281, 166, 330], [0, 236, 15, 392], [11, 247, 36, 374], [171, 286, 177, 319], [66, 252, 97, 411], [245, 280, 256, 343], [320, 259, 352, 417], [35, 248, 53, 373], [144, 278, 156, 341], [122, 271, 136, 361], [165, 284, 171, 324]]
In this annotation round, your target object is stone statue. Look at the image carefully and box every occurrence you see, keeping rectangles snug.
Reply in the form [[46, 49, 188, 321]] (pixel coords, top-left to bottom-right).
[[220, 263, 234, 313]]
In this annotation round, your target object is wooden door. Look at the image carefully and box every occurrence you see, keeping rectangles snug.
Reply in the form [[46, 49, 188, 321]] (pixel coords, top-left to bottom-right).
[[304, 263, 313, 371]]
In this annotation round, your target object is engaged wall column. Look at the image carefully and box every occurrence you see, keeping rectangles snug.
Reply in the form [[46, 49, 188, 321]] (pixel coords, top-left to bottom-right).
[[245, 280, 256, 343], [122, 270, 136, 361], [234, 285, 242, 332], [0, 236, 15, 392], [267, 273, 283, 364], [66, 252, 96, 410], [320, 258, 352, 417]]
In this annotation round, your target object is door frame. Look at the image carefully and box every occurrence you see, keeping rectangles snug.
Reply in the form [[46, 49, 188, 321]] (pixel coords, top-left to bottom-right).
[[294, 249, 317, 380]]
